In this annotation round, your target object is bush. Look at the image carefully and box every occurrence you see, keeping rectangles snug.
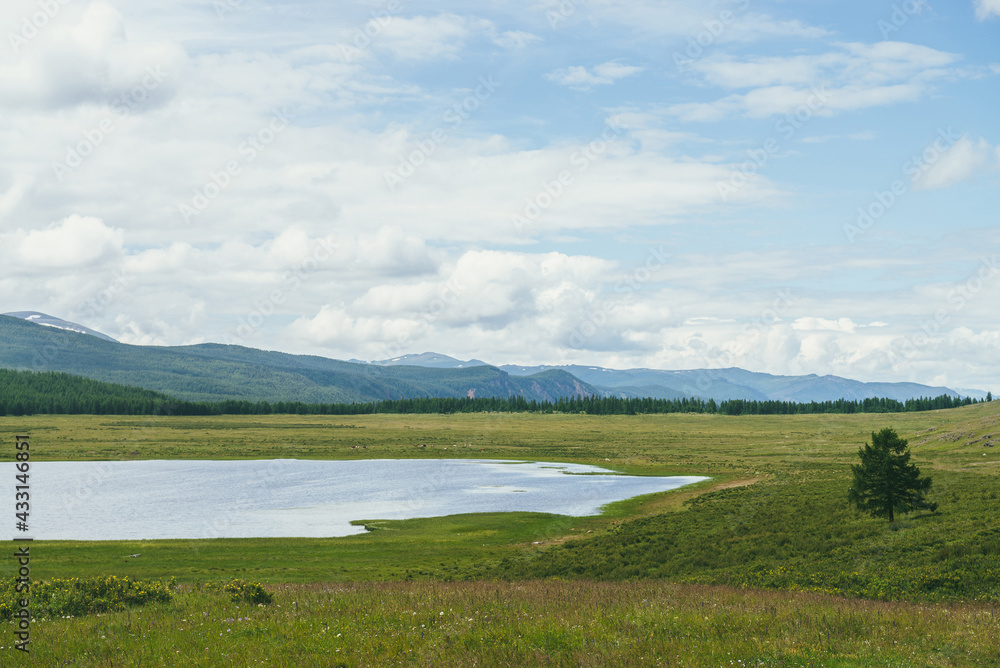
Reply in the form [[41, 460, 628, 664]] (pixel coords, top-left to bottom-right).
[[223, 579, 273, 605], [1, 575, 175, 619]]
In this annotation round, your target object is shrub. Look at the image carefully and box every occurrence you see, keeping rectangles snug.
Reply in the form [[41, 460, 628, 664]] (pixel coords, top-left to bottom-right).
[[1, 575, 175, 619], [223, 579, 274, 605]]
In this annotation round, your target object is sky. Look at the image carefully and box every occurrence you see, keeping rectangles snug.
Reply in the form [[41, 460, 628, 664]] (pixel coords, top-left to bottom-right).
[[0, 0, 998, 392]]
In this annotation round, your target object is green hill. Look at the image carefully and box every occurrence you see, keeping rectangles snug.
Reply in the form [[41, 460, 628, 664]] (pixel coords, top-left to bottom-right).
[[0, 315, 595, 403], [0, 369, 181, 415]]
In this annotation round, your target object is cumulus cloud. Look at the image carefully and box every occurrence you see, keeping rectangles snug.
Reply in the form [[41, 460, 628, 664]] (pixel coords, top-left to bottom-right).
[[792, 317, 858, 333], [0, 0, 996, 394], [285, 249, 623, 357], [16, 215, 124, 267], [0, 1, 185, 111]]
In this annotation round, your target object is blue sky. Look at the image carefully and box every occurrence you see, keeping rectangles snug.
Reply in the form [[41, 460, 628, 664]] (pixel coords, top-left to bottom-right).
[[1, 0, 998, 391]]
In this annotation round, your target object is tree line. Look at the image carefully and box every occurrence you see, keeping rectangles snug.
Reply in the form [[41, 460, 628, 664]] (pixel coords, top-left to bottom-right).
[[0, 369, 991, 417]]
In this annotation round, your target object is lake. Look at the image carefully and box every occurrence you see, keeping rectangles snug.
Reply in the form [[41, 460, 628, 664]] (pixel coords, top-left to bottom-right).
[[10, 459, 708, 540]]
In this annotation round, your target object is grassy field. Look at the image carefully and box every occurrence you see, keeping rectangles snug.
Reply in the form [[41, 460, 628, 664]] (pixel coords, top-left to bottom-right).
[[6, 580, 999, 667], [4, 406, 998, 477], [3, 404, 999, 664]]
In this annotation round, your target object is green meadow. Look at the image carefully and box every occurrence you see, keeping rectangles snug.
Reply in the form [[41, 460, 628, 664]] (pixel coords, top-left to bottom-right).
[[3, 404, 999, 665]]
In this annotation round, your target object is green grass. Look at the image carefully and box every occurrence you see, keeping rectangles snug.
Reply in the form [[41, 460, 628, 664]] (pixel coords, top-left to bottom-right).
[[2, 404, 999, 663], [4, 580, 998, 666], [1, 575, 175, 619], [489, 470, 1000, 602], [13, 513, 583, 584]]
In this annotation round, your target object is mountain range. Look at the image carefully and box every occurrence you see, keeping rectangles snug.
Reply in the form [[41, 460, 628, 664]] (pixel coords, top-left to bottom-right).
[[370, 353, 976, 403], [0, 312, 982, 404], [0, 314, 593, 404], [2, 311, 119, 342]]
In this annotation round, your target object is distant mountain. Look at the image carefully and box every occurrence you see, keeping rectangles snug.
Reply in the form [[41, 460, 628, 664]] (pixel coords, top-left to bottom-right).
[[509, 365, 966, 402], [955, 388, 991, 401], [374, 353, 967, 403], [1, 312, 974, 406], [0, 316, 594, 404], [3, 311, 117, 342], [372, 352, 490, 369]]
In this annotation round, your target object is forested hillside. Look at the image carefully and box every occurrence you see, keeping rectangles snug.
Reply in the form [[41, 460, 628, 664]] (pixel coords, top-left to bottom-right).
[[0, 368, 987, 417], [0, 369, 180, 415], [0, 315, 594, 403]]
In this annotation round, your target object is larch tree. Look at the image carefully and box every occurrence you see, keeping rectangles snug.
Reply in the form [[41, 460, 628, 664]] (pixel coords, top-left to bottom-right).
[[847, 427, 938, 523]]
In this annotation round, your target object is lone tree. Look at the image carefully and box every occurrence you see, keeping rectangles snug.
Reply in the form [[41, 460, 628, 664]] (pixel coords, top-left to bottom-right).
[[847, 427, 938, 523]]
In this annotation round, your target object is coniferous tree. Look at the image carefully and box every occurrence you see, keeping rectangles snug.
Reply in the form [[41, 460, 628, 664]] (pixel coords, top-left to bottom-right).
[[847, 427, 938, 523]]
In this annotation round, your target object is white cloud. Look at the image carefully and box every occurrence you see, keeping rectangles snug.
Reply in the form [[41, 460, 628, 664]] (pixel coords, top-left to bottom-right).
[[286, 249, 619, 357], [671, 42, 960, 120], [0, 1, 185, 111], [371, 14, 473, 61], [975, 0, 1000, 20], [490, 30, 541, 50], [17, 215, 124, 267], [730, 15, 830, 41], [694, 43, 956, 90], [0, 0, 997, 394], [545, 61, 643, 90], [568, 1, 829, 42], [792, 317, 858, 333], [913, 136, 995, 190], [669, 83, 931, 121]]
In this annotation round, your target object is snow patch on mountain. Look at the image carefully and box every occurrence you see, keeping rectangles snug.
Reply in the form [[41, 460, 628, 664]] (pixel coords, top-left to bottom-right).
[[2, 311, 118, 343]]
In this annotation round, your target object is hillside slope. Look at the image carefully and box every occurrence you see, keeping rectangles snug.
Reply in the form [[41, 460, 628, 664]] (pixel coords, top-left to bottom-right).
[[0, 316, 594, 403], [372, 353, 963, 402]]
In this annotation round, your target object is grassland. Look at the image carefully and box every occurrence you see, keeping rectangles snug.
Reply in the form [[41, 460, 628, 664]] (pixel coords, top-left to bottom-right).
[[2, 404, 999, 664], [7, 580, 999, 667]]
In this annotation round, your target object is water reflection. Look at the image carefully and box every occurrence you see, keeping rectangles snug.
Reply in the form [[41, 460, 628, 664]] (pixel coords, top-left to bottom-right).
[[12, 459, 707, 540]]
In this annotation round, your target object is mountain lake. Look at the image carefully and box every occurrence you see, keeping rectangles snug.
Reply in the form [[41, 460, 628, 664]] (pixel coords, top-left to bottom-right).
[[8, 459, 708, 540]]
